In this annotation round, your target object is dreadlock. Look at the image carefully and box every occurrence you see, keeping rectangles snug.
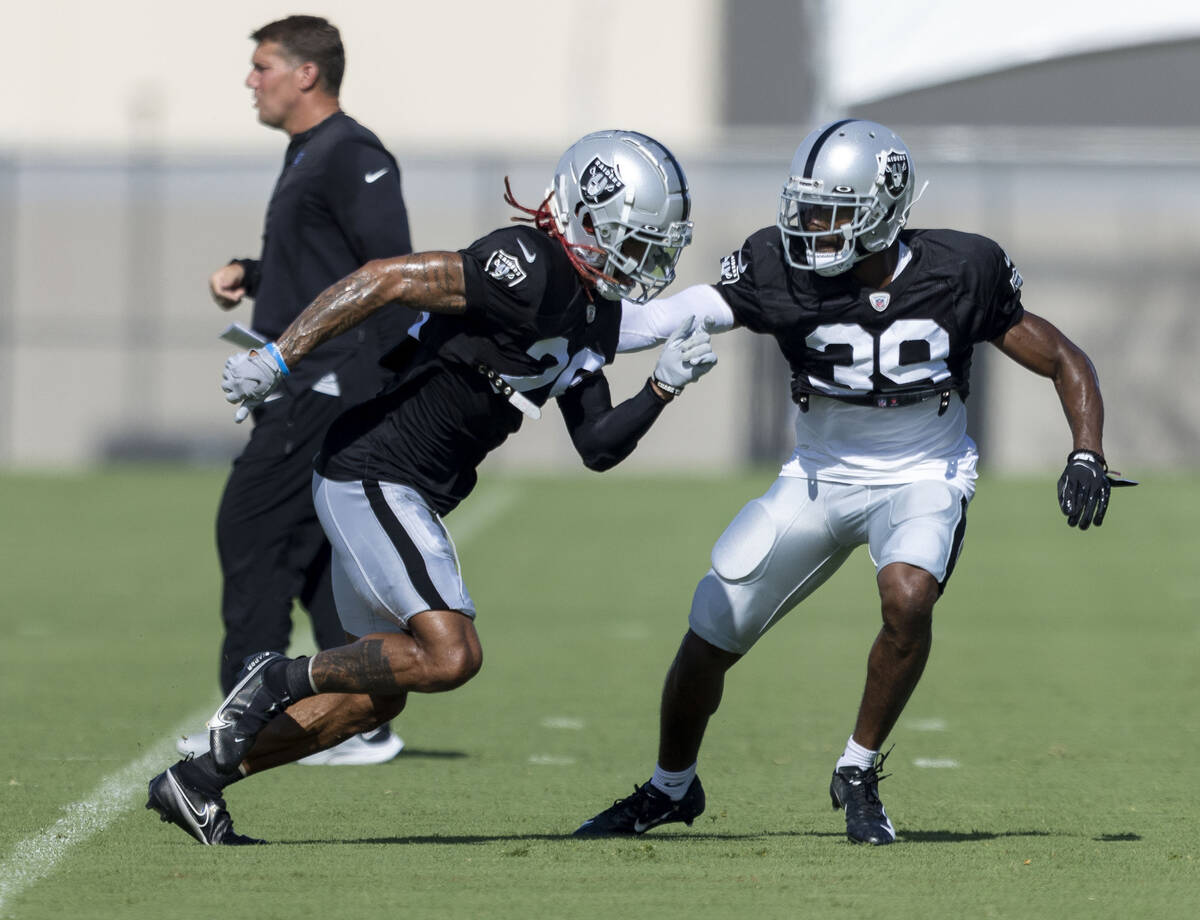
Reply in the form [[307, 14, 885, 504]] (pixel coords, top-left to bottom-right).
[[502, 177, 620, 296]]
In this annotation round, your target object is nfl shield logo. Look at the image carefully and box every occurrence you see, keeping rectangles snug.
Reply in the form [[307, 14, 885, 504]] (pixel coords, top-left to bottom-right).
[[869, 292, 890, 312]]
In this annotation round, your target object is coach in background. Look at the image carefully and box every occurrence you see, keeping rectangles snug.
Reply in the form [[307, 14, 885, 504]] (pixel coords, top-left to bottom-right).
[[187, 14, 415, 765]]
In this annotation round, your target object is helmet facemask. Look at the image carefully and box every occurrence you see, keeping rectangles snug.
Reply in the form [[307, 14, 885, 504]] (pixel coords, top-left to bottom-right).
[[779, 184, 894, 276], [576, 208, 693, 302]]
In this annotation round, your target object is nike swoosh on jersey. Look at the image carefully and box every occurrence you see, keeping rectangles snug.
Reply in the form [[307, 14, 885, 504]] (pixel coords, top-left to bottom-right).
[[516, 237, 538, 263], [364, 168, 389, 184]]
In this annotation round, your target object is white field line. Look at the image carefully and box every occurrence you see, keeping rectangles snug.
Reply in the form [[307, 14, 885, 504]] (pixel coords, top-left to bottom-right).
[[0, 484, 519, 916], [0, 713, 208, 918], [540, 716, 584, 730], [909, 717, 948, 732]]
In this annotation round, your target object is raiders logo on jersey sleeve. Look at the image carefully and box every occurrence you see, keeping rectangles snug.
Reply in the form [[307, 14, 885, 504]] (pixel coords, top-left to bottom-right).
[[484, 249, 527, 288], [1003, 249, 1023, 292], [719, 249, 748, 285]]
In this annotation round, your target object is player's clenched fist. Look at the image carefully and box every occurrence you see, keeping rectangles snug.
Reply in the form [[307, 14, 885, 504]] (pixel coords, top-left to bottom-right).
[[221, 344, 288, 422]]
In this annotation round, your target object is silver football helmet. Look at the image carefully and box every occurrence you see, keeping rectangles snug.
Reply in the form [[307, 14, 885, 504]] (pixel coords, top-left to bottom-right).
[[549, 130, 692, 303], [778, 119, 918, 276]]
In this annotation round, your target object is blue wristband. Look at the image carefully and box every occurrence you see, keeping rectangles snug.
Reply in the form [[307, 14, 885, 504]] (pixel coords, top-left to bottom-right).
[[263, 342, 290, 376]]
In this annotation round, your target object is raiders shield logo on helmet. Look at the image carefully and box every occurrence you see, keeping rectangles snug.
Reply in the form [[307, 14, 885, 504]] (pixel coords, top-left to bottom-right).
[[580, 157, 625, 205], [881, 150, 909, 197], [484, 249, 527, 288]]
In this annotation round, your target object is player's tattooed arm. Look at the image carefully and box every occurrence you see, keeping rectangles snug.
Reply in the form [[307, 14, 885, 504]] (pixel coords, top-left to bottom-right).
[[276, 252, 468, 367]]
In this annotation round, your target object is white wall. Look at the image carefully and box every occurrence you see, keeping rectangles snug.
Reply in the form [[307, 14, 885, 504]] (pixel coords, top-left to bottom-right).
[[3, 0, 721, 154]]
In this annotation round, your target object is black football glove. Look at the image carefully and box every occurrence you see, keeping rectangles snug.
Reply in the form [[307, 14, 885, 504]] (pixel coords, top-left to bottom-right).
[[1057, 450, 1110, 530]]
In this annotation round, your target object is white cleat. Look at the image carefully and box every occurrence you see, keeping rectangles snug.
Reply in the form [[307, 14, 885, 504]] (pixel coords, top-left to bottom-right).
[[298, 726, 405, 766]]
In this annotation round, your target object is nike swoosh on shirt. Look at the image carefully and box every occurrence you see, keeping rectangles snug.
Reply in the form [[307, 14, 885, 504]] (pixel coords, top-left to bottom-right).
[[364, 168, 389, 183], [516, 237, 538, 263]]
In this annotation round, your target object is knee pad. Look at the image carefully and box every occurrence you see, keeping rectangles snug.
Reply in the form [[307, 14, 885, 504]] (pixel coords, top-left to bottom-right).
[[688, 572, 748, 655], [710, 499, 778, 583]]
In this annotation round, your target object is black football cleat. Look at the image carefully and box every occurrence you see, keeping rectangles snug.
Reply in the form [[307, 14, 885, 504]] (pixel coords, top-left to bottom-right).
[[207, 651, 291, 771], [146, 766, 263, 845], [830, 749, 896, 845], [574, 777, 705, 837]]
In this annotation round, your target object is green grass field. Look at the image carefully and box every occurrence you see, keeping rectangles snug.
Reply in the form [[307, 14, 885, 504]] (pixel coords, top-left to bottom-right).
[[0, 467, 1196, 919]]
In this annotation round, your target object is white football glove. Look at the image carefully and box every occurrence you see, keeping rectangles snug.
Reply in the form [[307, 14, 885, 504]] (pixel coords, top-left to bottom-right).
[[652, 315, 718, 395], [222, 345, 287, 422]]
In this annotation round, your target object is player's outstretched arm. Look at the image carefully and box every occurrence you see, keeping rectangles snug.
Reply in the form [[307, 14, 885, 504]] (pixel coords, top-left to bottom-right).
[[993, 310, 1129, 529], [618, 284, 737, 353]]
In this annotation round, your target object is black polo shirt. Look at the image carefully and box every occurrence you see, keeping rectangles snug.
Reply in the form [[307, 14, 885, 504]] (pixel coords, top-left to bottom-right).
[[238, 110, 416, 403]]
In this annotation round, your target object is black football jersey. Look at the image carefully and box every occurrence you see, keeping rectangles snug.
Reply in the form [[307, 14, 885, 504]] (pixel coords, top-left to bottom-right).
[[713, 227, 1025, 405], [316, 226, 621, 514]]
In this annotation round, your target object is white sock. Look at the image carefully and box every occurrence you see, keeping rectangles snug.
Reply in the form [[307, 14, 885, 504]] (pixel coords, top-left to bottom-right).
[[836, 736, 877, 772], [650, 763, 697, 801]]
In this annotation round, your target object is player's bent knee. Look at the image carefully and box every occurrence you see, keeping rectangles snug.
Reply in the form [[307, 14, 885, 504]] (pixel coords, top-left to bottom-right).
[[879, 565, 939, 618], [428, 643, 483, 691], [688, 572, 754, 656]]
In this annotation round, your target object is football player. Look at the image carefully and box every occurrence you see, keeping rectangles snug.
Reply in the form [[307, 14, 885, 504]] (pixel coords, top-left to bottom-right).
[[574, 119, 1132, 845], [146, 130, 715, 844]]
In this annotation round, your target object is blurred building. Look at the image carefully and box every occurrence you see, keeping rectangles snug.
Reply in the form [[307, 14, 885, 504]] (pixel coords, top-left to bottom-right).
[[1, 1, 1197, 472]]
